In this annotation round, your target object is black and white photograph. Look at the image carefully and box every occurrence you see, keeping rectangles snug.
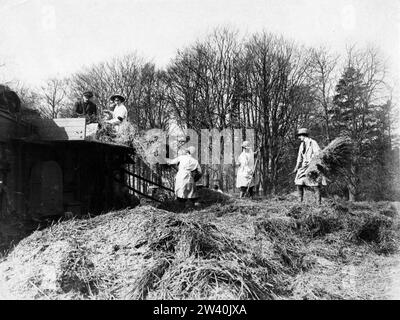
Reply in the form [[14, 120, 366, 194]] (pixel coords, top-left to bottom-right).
[[1, 0, 400, 305]]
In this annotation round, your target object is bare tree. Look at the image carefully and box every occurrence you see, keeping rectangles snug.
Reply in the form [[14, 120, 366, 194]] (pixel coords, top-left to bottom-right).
[[39, 78, 69, 119], [69, 53, 144, 120], [10, 82, 42, 120], [166, 27, 242, 186], [239, 32, 314, 194], [166, 29, 320, 194], [307, 47, 339, 141], [140, 63, 171, 130]]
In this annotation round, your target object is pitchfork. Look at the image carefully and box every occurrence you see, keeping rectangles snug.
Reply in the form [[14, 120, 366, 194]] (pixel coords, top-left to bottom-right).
[[245, 148, 261, 198]]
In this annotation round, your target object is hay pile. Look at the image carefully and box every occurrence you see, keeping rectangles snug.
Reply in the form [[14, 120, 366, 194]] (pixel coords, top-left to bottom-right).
[[95, 121, 137, 146], [95, 122, 172, 171], [0, 194, 398, 300], [157, 188, 232, 213], [306, 136, 353, 182]]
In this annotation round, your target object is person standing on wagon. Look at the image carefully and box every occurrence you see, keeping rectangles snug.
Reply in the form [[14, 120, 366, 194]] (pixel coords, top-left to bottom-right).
[[74, 91, 98, 123], [104, 94, 128, 133]]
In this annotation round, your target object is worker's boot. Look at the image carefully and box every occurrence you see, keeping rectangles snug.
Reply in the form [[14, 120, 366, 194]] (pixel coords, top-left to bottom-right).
[[249, 188, 254, 200], [187, 199, 197, 209]]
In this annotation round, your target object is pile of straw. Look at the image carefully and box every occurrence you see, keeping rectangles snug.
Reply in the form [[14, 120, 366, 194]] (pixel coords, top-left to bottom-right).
[[126, 213, 282, 300], [95, 122, 116, 143], [158, 188, 231, 213], [306, 136, 353, 182], [58, 243, 99, 296], [113, 121, 138, 147], [94, 122, 171, 173], [354, 212, 398, 254], [288, 205, 346, 238], [0, 194, 398, 300]]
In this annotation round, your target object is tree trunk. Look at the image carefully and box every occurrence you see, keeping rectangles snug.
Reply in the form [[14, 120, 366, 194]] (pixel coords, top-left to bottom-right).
[[204, 170, 210, 188], [348, 163, 357, 201]]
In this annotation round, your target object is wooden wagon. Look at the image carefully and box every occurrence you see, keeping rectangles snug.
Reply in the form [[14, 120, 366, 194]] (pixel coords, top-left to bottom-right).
[[1, 114, 172, 220]]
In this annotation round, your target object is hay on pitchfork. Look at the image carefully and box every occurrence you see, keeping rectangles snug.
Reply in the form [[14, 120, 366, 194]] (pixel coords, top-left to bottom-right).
[[94, 121, 169, 168], [306, 136, 353, 182]]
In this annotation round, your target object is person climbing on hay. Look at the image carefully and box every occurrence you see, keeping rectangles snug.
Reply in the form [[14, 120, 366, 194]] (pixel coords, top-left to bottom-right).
[[236, 141, 259, 199], [166, 146, 202, 207], [292, 128, 326, 204]]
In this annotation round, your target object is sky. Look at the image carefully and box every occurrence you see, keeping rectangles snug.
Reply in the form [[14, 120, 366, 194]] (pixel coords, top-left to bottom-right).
[[1, 0, 400, 91]]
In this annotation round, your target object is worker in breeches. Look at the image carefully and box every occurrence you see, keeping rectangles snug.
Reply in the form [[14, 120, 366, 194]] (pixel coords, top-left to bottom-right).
[[293, 128, 326, 204], [236, 141, 257, 199], [166, 146, 202, 207]]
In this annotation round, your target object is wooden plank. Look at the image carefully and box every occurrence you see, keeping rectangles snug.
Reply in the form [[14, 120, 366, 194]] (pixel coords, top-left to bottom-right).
[[31, 118, 86, 141], [38, 126, 85, 132], [39, 132, 85, 141], [32, 118, 86, 127], [38, 127, 85, 136]]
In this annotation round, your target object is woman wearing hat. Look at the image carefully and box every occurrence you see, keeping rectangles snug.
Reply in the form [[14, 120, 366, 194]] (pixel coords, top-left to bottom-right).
[[293, 128, 325, 204], [236, 141, 258, 198], [105, 94, 128, 131], [166, 146, 202, 207]]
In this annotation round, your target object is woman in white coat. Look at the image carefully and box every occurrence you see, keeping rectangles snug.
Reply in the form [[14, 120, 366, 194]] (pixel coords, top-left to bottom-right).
[[166, 146, 202, 205], [236, 141, 258, 198]]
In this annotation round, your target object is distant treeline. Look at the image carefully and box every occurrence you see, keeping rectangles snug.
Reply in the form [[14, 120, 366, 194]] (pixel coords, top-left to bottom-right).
[[13, 28, 400, 201]]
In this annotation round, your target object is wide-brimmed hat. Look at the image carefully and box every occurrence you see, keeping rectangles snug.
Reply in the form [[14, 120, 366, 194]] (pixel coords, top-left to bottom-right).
[[186, 146, 196, 155], [110, 94, 126, 102], [241, 141, 251, 149], [83, 91, 94, 98], [297, 128, 309, 136]]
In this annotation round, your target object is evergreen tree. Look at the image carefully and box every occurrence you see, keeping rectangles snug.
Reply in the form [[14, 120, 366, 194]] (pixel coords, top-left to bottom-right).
[[332, 66, 393, 200]]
